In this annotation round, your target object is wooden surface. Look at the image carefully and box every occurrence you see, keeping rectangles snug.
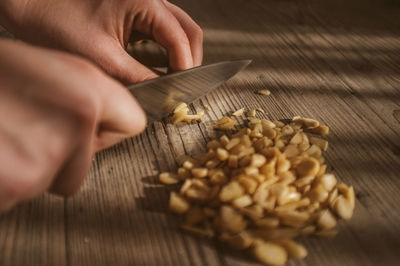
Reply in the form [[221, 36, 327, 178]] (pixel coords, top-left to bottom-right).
[[1, 0, 400, 265]]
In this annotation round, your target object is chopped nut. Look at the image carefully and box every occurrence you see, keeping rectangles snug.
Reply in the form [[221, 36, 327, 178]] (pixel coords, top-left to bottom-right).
[[226, 137, 241, 150], [192, 179, 211, 192], [209, 170, 227, 185], [317, 174, 337, 191], [214, 117, 237, 130], [307, 125, 330, 135], [262, 119, 276, 129], [205, 159, 221, 169], [296, 157, 320, 177], [252, 241, 288, 265], [180, 179, 193, 195], [256, 89, 271, 96], [281, 125, 294, 136], [290, 132, 303, 145], [178, 167, 191, 180], [220, 135, 230, 146], [241, 205, 264, 220], [256, 108, 265, 113], [250, 154, 267, 167], [277, 211, 310, 227], [169, 192, 190, 214], [182, 112, 204, 122], [174, 102, 189, 113], [159, 172, 180, 185], [292, 116, 320, 128], [191, 168, 208, 178], [275, 198, 310, 212], [220, 206, 247, 233], [232, 108, 245, 116], [273, 120, 285, 128], [238, 176, 258, 194], [277, 239, 308, 259], [263, 126, 277, 139], [247, 109, 256, 117], [228, 155, 239, 168], [182, 160, 195, 170], [284, 144, 300, 158], [295, 175, 315, 188], [216, 148, 229, 161], [219, 181, 244, 202], [317, 209, 337, 230], [310, 137, 329, 151], [308, 184, 329, 203], [171, 102, 204, 124], [337, 183, 356, 209], [278, 190, 301, 205], [232, 195, 253, 208], [333, 196, 354, 220], [186, 188, 209, 202]]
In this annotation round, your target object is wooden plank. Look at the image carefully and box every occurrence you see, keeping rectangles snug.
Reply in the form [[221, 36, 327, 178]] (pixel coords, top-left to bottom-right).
[[0, 196, 66, 266], [1, 0, 400, 265]]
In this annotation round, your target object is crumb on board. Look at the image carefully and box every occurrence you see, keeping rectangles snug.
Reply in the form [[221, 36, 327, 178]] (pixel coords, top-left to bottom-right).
[[256, 89, 271, 96], [232, 108, 245, 117], [256, 108, 264, 113]]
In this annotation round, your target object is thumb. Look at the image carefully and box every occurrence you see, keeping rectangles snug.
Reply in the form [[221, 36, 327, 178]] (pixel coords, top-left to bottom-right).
[[89, 37, 158, 84], [94, 71, 148, 151]]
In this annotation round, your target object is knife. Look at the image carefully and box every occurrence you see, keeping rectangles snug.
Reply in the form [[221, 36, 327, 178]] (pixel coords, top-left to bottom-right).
[[127, 59, 252, 124]]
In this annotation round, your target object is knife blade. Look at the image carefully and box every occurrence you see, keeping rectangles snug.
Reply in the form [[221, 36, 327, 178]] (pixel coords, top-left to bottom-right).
[[127, 59, 251, 124]]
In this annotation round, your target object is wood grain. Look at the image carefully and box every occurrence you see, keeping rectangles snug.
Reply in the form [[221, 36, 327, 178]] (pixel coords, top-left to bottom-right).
[[1, 0, 400, 265]]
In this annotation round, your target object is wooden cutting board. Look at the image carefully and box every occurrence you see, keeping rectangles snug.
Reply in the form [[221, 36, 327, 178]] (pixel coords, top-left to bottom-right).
[[1, 0, 400, 265]]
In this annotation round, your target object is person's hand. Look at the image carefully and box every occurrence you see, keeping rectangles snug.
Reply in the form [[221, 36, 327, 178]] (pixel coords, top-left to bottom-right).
[[0, 0, 203, 84], [0, 39, 146, 212]]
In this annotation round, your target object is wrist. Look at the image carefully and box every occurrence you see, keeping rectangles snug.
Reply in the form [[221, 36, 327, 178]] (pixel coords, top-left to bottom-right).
[[0, 0, 30, 33]]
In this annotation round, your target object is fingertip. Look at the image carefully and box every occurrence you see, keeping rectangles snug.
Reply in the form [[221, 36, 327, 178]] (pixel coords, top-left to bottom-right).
[[164, 2, 203, 67], [128, 96, 148, 136], [169, 45, 194, 71], [151, 9, 194, 71]]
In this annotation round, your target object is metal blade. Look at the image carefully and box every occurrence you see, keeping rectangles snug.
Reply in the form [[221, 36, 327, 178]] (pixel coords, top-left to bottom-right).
[[127, 59, 251, 123]]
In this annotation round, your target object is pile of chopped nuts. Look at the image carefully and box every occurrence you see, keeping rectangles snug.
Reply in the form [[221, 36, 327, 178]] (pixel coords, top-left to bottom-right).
[[160, 116, 355, 265], [172, 102, 204, 124]]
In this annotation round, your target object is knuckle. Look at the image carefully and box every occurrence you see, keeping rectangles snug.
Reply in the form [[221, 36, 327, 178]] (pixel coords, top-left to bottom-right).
[[66, 93, 98, 134], [73, 103, 97, 132]]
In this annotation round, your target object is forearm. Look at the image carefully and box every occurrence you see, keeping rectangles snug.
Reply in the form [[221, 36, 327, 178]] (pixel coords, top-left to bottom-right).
[[0, 0, 29, 33]]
